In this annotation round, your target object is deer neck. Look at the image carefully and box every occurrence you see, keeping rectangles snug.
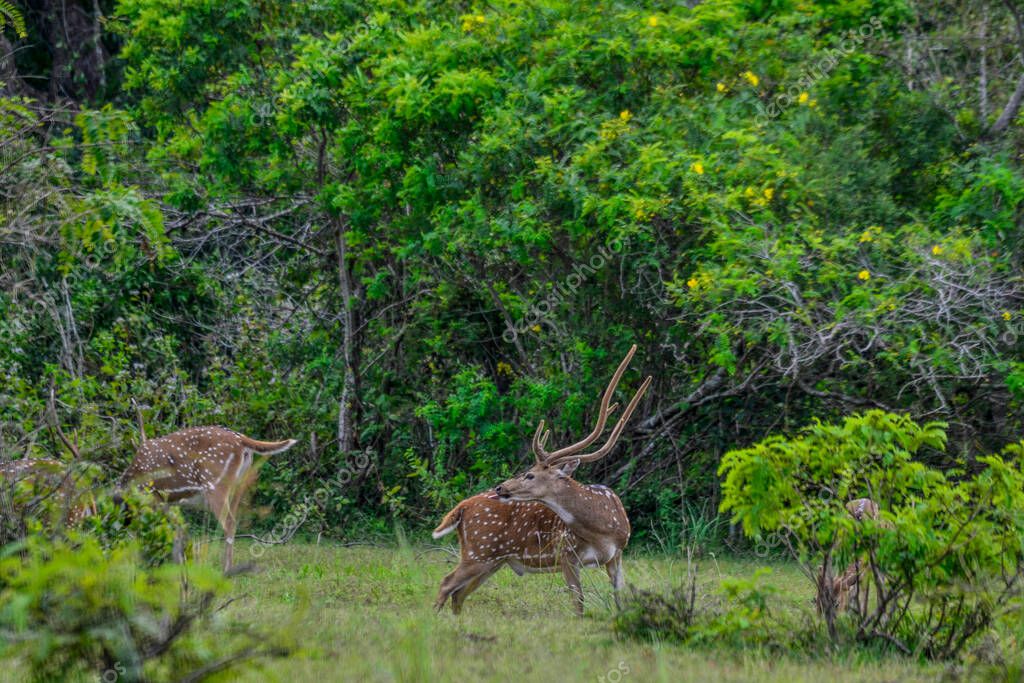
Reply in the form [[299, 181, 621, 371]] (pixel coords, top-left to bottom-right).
[[538, 478, 626, 546]]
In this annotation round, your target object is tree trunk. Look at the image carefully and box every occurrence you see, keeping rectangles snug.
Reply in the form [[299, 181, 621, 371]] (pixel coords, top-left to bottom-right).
[[335, 217, 359, 455]]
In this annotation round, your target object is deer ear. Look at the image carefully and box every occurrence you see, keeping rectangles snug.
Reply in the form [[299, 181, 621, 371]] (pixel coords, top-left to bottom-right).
[[557, 459, 580, 477]]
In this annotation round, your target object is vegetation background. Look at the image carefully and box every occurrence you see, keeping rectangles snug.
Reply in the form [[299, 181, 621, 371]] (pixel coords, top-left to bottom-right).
[[3, 0, 1024, 550], [5, 0, 1024, 680]]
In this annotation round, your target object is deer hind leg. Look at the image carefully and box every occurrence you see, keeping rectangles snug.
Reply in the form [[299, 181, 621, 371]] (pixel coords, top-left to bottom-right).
[[855, 560, 870, 616], [435, 561, 495, 614], [204, 484, 238, 572], [451, 563, 502, 613], [561, 557, 584, 616], [605, 551, 625, 609]]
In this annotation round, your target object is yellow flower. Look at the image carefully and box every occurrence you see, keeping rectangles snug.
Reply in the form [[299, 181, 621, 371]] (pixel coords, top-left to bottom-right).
[[742, 71, 760, 87], [496, 361, 513, 376], [687, 277, 699, 289], [619, 109, 632, 122], [461, 13, 486, 31], [690, 161, 704, 175], [931, 245, 943, 256], [1003, 311, 1013, 321], [763, 187, 774, 200], [744, 186, 756, 198], [857, 270, 871, 281], [716, 82, 728, 93], [647, 15, 659, 27], [530, 324, 542, 333], [859, 231, 873, 243], [798, 92, 809, 104]]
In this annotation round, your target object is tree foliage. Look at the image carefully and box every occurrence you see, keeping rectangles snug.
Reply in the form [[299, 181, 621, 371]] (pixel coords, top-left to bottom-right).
[[1, 0, 1023, 544]]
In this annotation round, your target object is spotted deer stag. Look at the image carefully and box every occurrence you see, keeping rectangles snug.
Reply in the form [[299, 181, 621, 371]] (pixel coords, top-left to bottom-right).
[[433, 345, 651, 615], [119, 424, 297, 570]]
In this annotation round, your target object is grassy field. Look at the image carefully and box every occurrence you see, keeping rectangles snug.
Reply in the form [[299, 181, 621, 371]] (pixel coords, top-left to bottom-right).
[[178, 536, 942, 683]]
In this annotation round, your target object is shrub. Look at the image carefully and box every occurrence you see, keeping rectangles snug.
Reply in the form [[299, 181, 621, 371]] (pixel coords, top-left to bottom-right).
[[719, 411, 1024, 660], [614, 568, 790, 650], [85, 488, 189, 567], [0, 535, 291, 682]]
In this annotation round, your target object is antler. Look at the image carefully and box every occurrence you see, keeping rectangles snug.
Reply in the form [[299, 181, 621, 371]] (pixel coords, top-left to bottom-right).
[[48, 381, 80, 460], [131, 397, 147, 446], [552, 374, 651, 465], [533, 344, 651, 466]]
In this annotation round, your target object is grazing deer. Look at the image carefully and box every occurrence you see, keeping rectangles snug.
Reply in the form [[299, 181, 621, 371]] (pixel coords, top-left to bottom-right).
[[118, 425, 297, 570], [433, 345, 651, 615], [816, 497, 881, 617]]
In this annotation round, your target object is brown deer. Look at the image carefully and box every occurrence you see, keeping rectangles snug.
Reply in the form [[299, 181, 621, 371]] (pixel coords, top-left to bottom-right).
[[118, 424, 297, 570], [433, 345, 651, 615], [816, 497, 881, 617]]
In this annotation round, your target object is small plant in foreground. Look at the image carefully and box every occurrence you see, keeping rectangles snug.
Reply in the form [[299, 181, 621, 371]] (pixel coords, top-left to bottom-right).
[[0, 535, 294, 682]]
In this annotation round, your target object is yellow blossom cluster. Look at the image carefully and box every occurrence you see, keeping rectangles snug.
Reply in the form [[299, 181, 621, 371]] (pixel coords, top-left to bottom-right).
[[858, 225, 884, 243], [686, 272, 713, 292], [744, 186, 774, 206], [461, 13, 486, 32], [598, 110, 636, 141], [742, 71, 759, 87]]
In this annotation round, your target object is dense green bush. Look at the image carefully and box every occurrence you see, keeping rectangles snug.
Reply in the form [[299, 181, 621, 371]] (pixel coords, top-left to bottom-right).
[[0, 535, 291, 682], [614, 568, 801, 651], [85, 488, 189, 567], [719, 411, 1024, 660]]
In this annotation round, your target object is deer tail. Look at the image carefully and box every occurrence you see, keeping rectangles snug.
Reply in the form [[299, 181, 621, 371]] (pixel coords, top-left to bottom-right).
[[238, 435, 298, 454], [432, 501, 465, 539]]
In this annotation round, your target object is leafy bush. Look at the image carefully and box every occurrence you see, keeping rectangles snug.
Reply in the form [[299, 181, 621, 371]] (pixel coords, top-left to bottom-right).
[[85, 488, 189, 567], [0, 535, 291, 682], [719, 411, 1024, 660], [0, 460, 101, 546], [614, 568, 793, 650]]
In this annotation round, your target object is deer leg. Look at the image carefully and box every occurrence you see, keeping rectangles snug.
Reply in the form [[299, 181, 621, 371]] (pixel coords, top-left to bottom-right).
[[561, 557, 584, 616], [435, 562, 491, 614], [451, 563, 502, 613], [605, 551, 625, 609], [857, 561, 870, 616], [172, 525, 187, 564], [204, 486, 238, 572]]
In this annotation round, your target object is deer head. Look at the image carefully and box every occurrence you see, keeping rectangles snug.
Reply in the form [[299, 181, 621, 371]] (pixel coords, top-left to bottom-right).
[[494, 344, 651, 511]]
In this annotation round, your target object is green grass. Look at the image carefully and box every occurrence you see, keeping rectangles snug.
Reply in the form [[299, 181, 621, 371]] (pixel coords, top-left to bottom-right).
[[179, 536, 942, 682]]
